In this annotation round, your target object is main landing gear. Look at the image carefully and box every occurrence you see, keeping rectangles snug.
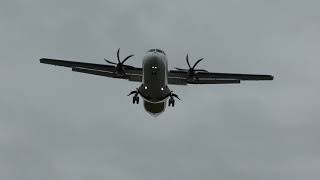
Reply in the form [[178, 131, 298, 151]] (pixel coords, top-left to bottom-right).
[[127, 90, 139, 104], [168, 97, 175, 107], [168, 91, 180, 107], [133, 95, 139, 104], [128, 90, 181, 107]]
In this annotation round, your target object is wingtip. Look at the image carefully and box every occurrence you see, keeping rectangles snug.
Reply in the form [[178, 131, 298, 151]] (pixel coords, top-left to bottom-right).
[[39, 58, 46, 63], [269, 75, 274, 80]]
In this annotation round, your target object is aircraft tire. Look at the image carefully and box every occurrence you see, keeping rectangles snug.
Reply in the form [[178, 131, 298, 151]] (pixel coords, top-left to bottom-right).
[[169, 98, 174, 107], [133, 96, 139, 104]]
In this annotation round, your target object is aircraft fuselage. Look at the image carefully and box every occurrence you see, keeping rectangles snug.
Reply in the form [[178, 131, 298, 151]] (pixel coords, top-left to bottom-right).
[[138, 49, 171, 116]]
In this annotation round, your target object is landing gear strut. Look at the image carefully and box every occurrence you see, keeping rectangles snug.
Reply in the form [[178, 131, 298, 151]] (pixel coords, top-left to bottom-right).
[[168, 91, 180, 107], [132, 95, 139, 104], [128, 89, 139, 104], [168, 97, 175, 107]]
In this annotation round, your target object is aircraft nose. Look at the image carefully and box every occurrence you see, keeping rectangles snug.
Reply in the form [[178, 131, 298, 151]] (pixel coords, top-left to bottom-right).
[[150, 54, 161, 59]]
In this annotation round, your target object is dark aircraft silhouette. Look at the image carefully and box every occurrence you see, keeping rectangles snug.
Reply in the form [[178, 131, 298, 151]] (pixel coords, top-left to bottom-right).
[[40, 49, 273, 116]]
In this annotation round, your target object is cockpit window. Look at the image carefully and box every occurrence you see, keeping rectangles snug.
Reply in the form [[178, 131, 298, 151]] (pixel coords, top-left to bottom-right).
[[147, 49, 155, 53], [147, 49, 166, 55], [155, 49, 164, 54]]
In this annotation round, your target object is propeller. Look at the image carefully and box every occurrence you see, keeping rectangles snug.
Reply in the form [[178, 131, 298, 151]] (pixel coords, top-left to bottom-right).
[[175, 54, 208, 79], [104, 48, 135, 74]]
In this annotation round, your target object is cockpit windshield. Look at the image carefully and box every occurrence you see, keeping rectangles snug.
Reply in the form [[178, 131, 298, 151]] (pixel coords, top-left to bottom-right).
[[147, 49, 166, 55]]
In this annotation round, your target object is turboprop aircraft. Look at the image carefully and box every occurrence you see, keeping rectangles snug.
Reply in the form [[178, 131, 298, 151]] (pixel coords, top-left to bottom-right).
[[40, 48, 273, 116]]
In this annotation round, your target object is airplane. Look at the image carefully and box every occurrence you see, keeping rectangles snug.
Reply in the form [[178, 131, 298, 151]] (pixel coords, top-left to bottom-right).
[[40, 48, 274, 116]]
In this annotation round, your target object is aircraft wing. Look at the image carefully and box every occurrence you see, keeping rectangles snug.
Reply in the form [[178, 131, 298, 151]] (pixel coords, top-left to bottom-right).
[[196, 72, 274, 80], [40, 58, 142, 82], [168, 70, 273, 85]]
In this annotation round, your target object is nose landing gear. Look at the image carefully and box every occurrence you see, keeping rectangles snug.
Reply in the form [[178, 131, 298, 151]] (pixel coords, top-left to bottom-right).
[[128, 90, 139, 104]]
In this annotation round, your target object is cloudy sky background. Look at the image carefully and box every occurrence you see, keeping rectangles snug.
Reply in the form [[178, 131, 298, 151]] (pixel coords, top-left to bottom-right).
[[1, 0, 319, 179]]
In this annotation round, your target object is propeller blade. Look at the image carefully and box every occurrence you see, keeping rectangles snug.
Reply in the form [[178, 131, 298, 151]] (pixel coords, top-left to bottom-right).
[[104, 58, 117, 65], [117, 48, 121, 63], [192, 58, 204, 69], [194, 69, 208, 72], [122, 64, 135, 69], [186, 54, 191, 68], [174, 67, 188, 71], [122, 54, 134, 64]]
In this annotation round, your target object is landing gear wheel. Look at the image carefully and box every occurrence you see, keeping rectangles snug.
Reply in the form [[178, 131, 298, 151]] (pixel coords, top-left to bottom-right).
[[168, 98, 175, 107], [132, 96, 139, 104]]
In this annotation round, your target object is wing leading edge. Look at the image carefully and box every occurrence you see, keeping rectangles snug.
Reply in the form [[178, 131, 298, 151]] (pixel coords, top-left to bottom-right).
[[40, 58, 274, 85], [168, 70, 273, 85], [40, 58, 142, 82]]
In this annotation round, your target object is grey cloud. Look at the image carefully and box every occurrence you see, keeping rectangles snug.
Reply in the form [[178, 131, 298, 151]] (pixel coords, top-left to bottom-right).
[[0, 0, 319, 179]]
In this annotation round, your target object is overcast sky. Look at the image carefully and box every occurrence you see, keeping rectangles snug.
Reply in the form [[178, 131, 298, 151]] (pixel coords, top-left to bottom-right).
[[1, 0, 320, 179]]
